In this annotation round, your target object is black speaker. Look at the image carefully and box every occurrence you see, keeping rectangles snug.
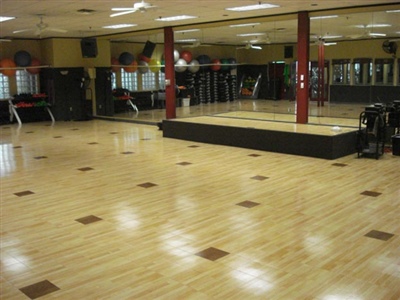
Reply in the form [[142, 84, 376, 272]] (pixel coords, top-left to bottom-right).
[[142, 40, 156, 59], [81, 38, 98, 58], [284, 46, 293, 59]]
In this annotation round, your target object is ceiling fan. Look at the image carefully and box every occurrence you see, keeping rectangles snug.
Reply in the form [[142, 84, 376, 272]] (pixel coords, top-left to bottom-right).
[[347, 26, 385, 39], [110, 0, 157, 17], [13, 15, 67, 36], [237, 43, 262, 50]]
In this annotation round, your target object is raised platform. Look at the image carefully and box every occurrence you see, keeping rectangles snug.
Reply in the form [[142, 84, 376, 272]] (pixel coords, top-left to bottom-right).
[[162, 113, 359, 160]]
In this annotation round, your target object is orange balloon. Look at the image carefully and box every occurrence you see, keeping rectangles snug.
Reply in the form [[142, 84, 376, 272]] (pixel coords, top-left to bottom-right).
[[0, 58, 17, 76], [111, 57, 120, 73], [27, 58, 41, 75], [123, 60, 138, 73]]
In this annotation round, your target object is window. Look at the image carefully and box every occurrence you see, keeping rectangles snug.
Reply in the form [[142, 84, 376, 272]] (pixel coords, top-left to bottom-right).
[[0, 74, 10, 99], [158, 72, 165, 90], [111, 72, 117, 90], [142, 71, 156, 90], [375, 58, 394, 85], [121, 69, 138, 91], [16, 70, 39, 94], [353, 58, 372, 85], [332, 59, 350, 84]]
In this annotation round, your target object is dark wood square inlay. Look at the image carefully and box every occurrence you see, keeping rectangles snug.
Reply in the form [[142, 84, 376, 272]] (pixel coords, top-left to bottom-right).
[[75, 215, 103, 225], [188, 145, 200, 148], [34, 156, 48, 160], [53, 136, 63, 139], [14, 190, 35, 197], [141, 138, 151, 140], [71, 128, 79, 131], [251, 175, 269, 181], [13, 146, 22, 149], [137, 182, 158, 188], [361, 191, 382, 197], [88, 142, 98, 145], [236, 201, 260, 208], [365, 230, 394, 241], [332, 163, 348, 167], [25, 131, 34, 134], [78, 167, 94, 172], [19, 280, 60, 299], [176, 162, 192, 166], [110, 132, 118, 134], [122, 151, 134, 154], [195, 247, 230, 261], [248, 154, 261, 157]]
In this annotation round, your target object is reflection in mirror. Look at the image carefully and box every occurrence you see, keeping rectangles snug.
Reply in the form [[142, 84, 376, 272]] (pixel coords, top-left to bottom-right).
[[102, 8, 398, 129]]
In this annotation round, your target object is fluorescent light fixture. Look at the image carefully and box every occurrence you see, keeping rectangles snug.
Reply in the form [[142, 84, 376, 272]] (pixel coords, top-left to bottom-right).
[[236, 33, 266, 37], [229, 23, 261, 28], [356, 24, 391, 28], [324, 42, 337, 46], [369, 32, 386, 37], [0, 16, 16, 22], [386, 9, 400, 13], [310, 15, 338, 20], [103, 24, 137, 29], [225, 3, 279, 12], [156, 15, 197, 22], [322, 35, 342, 39], [176, 39, 198, 42], [175, 29, 200, 33]]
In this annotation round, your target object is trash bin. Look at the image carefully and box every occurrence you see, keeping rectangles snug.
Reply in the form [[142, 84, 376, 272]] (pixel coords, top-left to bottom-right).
[[392, 134, 400, 156]]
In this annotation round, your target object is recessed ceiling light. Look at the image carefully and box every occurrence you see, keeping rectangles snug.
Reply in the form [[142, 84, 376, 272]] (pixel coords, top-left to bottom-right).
[[386, 9, 400, 13], [103, 24, 137, 29], [0, 16, 16, 22], [229, 23, 261, 28], [310, 15, 338, 20], [156, 15, 197, 22], [236, 33, 266, 37], [225, 3, 279, 12]]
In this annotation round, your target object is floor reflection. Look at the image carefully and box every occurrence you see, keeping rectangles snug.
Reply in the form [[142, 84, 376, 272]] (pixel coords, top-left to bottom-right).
[[109, 99, 365, 127]]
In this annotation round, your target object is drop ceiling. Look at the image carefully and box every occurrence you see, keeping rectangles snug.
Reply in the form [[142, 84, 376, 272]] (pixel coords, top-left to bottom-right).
[[0, 1, 399, 46]]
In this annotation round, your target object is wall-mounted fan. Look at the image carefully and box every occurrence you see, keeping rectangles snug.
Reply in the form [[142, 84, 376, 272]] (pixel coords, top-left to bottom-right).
[[110, 0, 157, 17], [13, 15, 67, 36], [382, 40, 397, 56]]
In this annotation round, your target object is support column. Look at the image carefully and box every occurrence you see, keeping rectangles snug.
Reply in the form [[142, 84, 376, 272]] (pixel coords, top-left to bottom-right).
[[296, 11, 310, 124], [164, 26, 176, 119]]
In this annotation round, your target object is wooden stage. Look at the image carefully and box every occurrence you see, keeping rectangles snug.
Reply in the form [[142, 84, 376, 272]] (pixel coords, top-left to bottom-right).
[[162, 112, 359, 160]]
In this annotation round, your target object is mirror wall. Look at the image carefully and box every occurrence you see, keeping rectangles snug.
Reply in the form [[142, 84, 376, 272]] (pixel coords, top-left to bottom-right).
[[105, 8, 400, 127]]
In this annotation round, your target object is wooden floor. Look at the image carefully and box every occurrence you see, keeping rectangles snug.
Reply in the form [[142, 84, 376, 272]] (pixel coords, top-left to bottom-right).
[[1, 118, 400, 299]]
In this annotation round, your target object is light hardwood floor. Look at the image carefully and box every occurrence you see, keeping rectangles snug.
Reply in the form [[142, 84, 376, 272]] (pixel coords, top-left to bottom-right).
[[1, 117, 399, 299]]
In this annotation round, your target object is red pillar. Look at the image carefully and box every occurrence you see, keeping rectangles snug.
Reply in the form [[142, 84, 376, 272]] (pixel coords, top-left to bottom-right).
[[318, 42, 325, 107], [296, 11, 310, 124], [164, 26, 176, 119]]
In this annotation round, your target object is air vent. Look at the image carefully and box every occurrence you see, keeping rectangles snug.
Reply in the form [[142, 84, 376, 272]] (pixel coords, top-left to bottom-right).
[[76, 9, 96, 15]]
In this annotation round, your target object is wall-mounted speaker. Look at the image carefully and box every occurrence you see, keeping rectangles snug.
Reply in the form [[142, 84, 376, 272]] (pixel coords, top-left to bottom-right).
[[142, 40, 156, 59], [81, 38, 98, 58], [284, 46, 293, 59]]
